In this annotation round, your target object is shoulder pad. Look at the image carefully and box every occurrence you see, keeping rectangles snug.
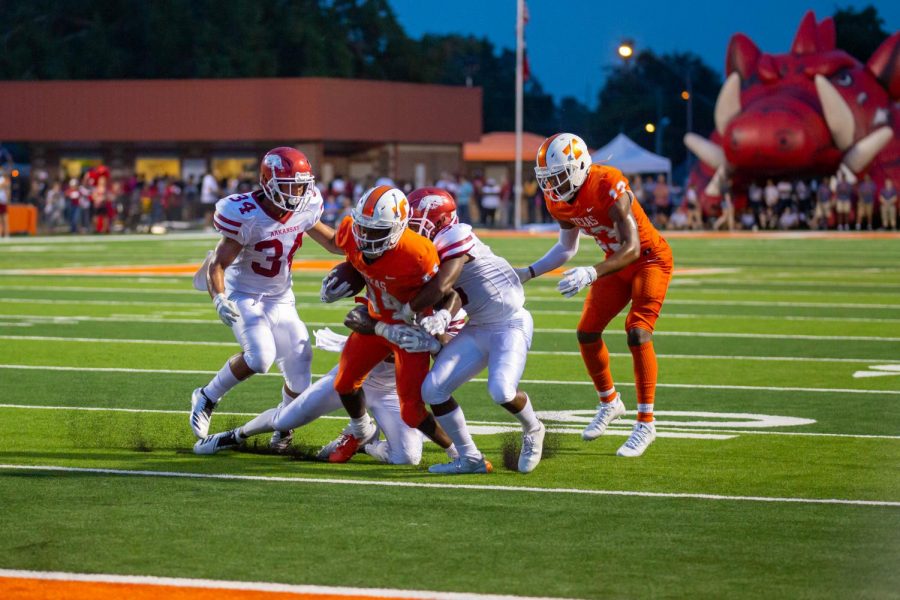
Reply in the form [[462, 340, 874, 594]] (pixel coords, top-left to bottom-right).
[[214, 194, 259, 242], [433, 223, 475, 261]]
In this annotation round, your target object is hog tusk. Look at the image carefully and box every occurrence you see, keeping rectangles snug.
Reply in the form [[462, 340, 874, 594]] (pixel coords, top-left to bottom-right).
[[815, 74, 855, 151], [842, 126, 893, 173], [704, 165, 730, 197], [684, 133, 726, 169], [714, 72, 742, 136]]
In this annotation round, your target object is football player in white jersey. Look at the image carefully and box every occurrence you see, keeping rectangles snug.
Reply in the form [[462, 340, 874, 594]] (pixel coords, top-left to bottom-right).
[[190, 147, 343, 447], [193, 303, 455, 465], [396, 188, 545, 474]]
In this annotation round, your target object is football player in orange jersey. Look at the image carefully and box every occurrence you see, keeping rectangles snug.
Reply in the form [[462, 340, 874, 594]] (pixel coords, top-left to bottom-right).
[[517, 133, 674, 457], [326, 185, 461, 464]]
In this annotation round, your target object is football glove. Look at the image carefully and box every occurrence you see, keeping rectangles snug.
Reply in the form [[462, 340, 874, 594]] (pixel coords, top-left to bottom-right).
[[213, 293, 240, 326], [320, 274, 354, 303], [396, 326, 442, 354], [557, 266, 598, 298], [374, 321, 407, 345], [419, 309, 452, 336]]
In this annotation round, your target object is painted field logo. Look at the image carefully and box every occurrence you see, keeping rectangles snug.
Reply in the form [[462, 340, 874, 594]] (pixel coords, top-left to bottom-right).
[[466, 411, 816, 441]]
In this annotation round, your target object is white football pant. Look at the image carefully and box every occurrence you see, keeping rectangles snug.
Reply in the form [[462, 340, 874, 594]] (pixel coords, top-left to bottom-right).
[[231, 292, 312, 394], [422, 308, 533, 405], [259, 365, 423, 465]]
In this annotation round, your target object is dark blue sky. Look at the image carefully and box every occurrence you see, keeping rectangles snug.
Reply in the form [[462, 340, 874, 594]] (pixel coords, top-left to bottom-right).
[[388, 0, 899, 106]]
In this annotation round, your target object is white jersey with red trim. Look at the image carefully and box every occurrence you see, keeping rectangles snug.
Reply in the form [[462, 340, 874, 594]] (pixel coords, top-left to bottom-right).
[[432, 224, 523, 325], [214, 189, 324, 299]]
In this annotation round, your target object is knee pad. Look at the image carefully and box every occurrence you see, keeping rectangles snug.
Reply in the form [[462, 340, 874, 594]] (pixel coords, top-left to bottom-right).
[[281, 346, 312, 393], [421, 373, 450, 406], [400, 402, 428, 429], [488, 376, 516, 405], [390, 446, 422, 466], [243, 348, 276, 374]]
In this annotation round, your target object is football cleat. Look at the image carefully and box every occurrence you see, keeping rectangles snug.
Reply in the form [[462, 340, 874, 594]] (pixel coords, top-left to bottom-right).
[[519, 421, 546, 474], [193, 429, 242, 455], [190, 387, 217, 439], [428, 455, 493, 475], [581, 394, 626, 441], [617, 421, 656, 457], [364, 440, 391, 464], [268, 430, 293, 453], [319, 420, 379, 463]]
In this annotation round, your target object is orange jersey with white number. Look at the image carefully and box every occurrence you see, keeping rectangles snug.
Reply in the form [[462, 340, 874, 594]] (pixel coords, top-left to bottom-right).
[[335, 216, 440, 323], [545, 164, 666, 257]]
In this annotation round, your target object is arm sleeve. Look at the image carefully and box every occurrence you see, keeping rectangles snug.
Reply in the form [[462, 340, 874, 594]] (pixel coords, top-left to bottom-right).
[[529, 226, 580, 277]]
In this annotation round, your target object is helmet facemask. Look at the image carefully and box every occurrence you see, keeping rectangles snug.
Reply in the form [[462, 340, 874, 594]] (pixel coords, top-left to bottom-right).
[[262, 171, 315, 212], [536, 163, 579, 202], [351, 214, 407, 258]]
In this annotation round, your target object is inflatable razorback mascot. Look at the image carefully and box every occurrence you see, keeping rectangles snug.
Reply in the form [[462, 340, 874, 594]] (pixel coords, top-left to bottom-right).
[[685, 10, 900, 210]]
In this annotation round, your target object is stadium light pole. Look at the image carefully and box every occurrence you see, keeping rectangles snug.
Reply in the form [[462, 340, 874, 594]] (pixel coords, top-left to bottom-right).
[[514, 0, 524, 230]]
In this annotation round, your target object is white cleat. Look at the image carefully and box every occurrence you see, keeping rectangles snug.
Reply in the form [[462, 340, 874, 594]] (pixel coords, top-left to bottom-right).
[[364, 440, 392, 463], [190, 387, 217, 439], [268, 430, 294, 453], [581, 394, 626, 441], [519, 422, 545, 473], [428, 455, 493, 475], [617, 421, 657, 457], [193, 429, 243, 455]]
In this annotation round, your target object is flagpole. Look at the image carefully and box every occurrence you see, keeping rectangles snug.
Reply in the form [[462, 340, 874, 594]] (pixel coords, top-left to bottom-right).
[[514, 0, 524, 230]]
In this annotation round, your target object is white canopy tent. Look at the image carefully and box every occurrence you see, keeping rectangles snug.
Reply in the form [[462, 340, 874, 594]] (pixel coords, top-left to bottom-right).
[[591, 133, 672, 184]]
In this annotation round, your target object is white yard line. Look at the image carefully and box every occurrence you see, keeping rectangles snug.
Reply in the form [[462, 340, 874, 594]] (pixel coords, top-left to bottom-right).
[[1, 335, 896, 365], [4, 295, 900, 311], [1, 364, 898, 395], [0, 464, 897, 507], [0, 568, 571, 600], [1, 313, 898, 342], [2, 403, 896, 440]]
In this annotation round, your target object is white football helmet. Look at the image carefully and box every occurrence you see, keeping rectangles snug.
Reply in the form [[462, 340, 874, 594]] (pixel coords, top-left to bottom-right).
[[351, 185, 410, 258], [534, 133, 592, 202]]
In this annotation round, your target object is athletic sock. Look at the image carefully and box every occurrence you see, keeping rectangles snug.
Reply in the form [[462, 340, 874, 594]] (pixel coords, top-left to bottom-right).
[[349, 415, 371, 439], [598, 387, 618, 404], [579, 339, 616, 397], [510, 394, 541, 432], [435, 407, 480, 461], [630, 341, 657, 423], [204, 363, 240, 402]]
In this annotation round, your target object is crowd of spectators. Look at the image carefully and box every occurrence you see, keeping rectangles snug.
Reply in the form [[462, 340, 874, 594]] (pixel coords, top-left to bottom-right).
[[6, 165, 899, 235], [628, 173, 897, 232]]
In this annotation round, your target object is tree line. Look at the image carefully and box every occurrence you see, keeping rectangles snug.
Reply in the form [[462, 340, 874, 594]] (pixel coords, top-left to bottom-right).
[[0, 0, 889, 165]]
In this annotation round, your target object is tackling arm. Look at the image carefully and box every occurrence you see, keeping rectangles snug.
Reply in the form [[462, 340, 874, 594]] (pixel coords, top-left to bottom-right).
[[306, 221, 344, 255], [407, 255, 467, 313]]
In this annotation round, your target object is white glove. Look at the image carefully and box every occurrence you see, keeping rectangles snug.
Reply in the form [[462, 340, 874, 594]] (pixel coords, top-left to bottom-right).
[[419, 309, 452, 336], [396, 326, 442, 354], [213, 293, 240, 326], [514, 266, 532, 284], [374, 321, 406, 345], [557, 266, 598, 298], [320, 275, 353, 303], [313, 328, 349, 353], [395, 302, 417, 324]]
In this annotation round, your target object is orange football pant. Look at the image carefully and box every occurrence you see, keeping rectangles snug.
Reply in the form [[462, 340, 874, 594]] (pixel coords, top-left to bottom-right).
[[334, 331, 431, 428], [577, 245, 673, 420]]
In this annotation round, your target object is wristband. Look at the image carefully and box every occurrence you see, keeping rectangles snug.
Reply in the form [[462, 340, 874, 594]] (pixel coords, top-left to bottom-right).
[[374, 321, 388, 337], [528, 265, 536, 279]]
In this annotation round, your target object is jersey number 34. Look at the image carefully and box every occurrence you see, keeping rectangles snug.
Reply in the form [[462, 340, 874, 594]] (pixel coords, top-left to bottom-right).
[[251, 234, 303, 278]]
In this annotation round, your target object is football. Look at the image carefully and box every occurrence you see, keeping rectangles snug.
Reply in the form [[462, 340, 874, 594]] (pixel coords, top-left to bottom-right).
[[328, 260, 366, 296]]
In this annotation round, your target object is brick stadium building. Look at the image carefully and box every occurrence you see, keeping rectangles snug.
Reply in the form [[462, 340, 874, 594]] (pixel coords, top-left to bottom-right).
[[0, 78, 482, 185]]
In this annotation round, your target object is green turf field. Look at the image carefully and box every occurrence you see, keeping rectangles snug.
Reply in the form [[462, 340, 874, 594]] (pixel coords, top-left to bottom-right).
[[0, 232, 898, 599]]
